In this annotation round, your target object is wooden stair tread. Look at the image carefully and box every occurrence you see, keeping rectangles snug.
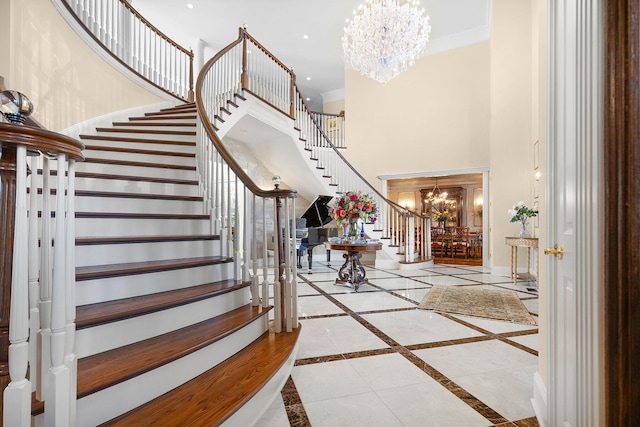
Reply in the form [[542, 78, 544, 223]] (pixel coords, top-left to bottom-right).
[[77, 305, 271, 399], [111, 121, 196, 127], [76, 279, 248, 328], [74, 170, 198, 185], [76, 235, 219, 245], [74, 190, 203, 202], [83, 145, 195, 158], [82, 157, 196, 170], [95, 127, 195, 136], [76, 256, 232, 281], [129, 114, 196, 121], [75, 212, 209, 219], [79, 134, 196, 146], [100, 324, 300, 427]]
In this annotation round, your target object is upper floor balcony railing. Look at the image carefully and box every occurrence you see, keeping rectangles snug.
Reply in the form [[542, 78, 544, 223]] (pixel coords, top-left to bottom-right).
[[56, 0, 194, 101]]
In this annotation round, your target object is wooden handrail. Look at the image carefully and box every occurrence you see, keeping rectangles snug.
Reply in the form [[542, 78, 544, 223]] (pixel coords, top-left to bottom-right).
[[0, 124, 85, 160], [195, 31, 296, 200]]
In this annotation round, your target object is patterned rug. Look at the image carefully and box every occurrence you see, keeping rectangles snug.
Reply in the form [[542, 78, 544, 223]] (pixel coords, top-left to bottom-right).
[[418, 285, 537, 325]]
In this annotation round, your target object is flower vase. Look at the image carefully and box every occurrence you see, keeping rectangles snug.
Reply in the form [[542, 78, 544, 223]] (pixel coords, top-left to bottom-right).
[[348, 220, 358, 239], [342, 223, 350, 239], [519, 220, 530, 238]]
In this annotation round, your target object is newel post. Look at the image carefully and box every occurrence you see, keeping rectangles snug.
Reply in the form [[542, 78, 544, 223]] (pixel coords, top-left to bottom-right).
[[241, 27, 249, 90], [289, 69, 296, 118]]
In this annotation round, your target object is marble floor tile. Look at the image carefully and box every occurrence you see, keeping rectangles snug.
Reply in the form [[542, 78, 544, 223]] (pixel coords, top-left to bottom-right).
[[453, 364, 538, 421], [303, 392, 404, 427], [331, 291, 417, 312], [508, 333, 539, 351], [413, 340, 538, 379], [421, 275, 481, 286], [371, 277, 433, 290], [455, 273, 513, 284], [520, 298, 539, 315], [449, 315, 538, 333], [376, 381, 493, 427], [347, 353, 434, 390], [423, 266, 480, 275], [297, 295, 345, 317], [390, 288, 431, 304], [385, 268, 438, 277], [293, 359, 373, 402], [297, 316, 389, 359], [362, 309, 482, 346], [296, 282, 321, 296]]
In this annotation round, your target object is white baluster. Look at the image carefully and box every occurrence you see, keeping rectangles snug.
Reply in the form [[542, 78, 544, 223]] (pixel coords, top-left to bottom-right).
[[38, 157, 52, 401], [45, 154, 70, 427], [3, 145, 31, 427], [28, 154, 41, 394], [65, 160, 77, 426]]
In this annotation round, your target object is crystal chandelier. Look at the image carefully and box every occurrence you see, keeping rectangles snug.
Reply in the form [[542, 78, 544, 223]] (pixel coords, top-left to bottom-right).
[[342, 0, 431, 84]]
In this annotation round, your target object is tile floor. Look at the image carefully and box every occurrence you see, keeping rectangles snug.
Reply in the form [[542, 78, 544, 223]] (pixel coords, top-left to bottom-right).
[[255, 261, 540, 427]]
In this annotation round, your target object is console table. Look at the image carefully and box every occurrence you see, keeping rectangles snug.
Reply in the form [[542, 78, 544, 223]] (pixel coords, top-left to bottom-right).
[[505, 237, 538, 285], [324, 242, 382, 291]]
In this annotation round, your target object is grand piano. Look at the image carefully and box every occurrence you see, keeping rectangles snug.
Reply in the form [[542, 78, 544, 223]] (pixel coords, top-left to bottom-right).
[[296, 195, 338, 273]]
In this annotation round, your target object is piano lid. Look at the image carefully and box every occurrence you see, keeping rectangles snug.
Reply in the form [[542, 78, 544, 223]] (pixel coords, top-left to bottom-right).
[[301, 195, 333, 228]]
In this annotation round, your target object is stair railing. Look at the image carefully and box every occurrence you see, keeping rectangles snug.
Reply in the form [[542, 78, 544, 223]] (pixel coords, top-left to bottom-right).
[[195, 30, 299, 333], [54, 0, 194, 102], [310, 111, 346, 149], [230, 27, 431, 263], [0, 124, 84, 426]]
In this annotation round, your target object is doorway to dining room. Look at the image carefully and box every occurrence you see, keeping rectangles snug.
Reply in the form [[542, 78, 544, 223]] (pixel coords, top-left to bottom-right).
[[383, 170, 487, 267]]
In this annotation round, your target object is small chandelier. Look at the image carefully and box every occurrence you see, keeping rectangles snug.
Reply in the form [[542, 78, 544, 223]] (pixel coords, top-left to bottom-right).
[[425, 178, 454, 206], [342, 0, 431, 84]]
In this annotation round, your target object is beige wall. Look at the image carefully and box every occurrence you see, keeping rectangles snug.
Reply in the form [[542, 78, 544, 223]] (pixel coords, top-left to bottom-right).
[[343, 41, 491, 188], [489, 0, 537, 269], [0, 1, 10, 85], [4, 0, 165, 131], [323, 99, 345, 115]]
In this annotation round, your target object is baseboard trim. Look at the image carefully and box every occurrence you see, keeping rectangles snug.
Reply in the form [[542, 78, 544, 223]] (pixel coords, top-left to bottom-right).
[[531, 370, 548, 427]]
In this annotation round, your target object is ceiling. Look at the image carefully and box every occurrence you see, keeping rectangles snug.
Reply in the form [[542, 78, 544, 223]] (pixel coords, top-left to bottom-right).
[[132, 0, 492, 110]]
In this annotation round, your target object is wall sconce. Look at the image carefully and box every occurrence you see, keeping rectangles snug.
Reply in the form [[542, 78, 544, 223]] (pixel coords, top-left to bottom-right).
[[0, 90, 34, 124]]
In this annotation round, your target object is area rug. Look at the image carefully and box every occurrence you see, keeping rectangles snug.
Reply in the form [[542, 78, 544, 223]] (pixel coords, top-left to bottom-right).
[[418, 285, 537, 325]]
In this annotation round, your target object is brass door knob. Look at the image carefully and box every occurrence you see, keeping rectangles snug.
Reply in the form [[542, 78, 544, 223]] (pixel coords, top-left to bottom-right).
[[544, 244, 564, 260]]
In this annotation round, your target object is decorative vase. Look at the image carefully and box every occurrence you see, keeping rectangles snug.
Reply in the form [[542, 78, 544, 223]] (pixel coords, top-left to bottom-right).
[[342, 223, 350, 238], [348, 220, 358, 238], [519, 220, 530, 238]]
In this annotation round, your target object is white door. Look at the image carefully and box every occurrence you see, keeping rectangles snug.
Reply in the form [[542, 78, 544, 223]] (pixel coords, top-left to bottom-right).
[[545, 1, 602, 426]]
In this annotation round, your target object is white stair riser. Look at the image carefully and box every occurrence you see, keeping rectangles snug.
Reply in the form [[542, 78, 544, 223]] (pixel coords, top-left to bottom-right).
[[75, 196, 204, 215], [82, 149, 195, 167], [75, 217, 211, 238], [81, 139, 196, 154], [74, 317, 267, 427], [75, 286, 251, 357], [95, 130, 195, 142], [75, 162, 196, 180], [223, 341, 297, 427], [128, 116, 196, 123], [76, 261, 234, 305], [74, 177, 200, 197], [75, 239, 220, 267], [107, 124, 197, 132]]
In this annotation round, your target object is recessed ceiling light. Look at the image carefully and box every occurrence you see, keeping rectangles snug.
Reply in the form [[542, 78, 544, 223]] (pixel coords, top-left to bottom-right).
[[303, 34, 309, 39], [187, 3, 194, 9], [306, 77, 311, 80], [306, 97, 311, 101]]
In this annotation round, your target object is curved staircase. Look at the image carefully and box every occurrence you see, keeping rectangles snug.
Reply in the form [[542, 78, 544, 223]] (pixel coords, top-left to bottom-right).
[[30, 104, 299, 426]]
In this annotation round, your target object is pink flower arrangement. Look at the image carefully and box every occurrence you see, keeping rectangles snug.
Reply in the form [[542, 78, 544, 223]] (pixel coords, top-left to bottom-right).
[[330, 191, 378, 225]]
